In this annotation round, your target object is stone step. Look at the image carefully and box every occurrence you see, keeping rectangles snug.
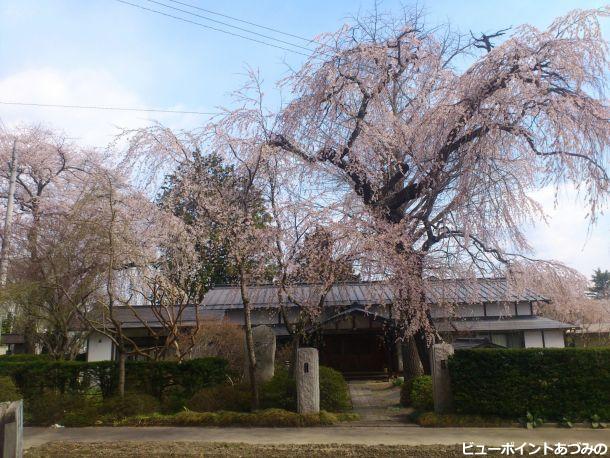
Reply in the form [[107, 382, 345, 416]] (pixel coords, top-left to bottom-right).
[[343, 372, 389, 381]]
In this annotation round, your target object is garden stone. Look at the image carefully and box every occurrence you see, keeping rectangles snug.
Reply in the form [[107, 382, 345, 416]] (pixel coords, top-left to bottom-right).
[[296, 347, 319, 414], [244, 325, 276, 383], [430, 343, 454, 413]]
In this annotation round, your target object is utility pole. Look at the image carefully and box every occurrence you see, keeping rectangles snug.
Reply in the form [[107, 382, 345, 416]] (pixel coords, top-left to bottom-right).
[[0, 138, 18, 287]]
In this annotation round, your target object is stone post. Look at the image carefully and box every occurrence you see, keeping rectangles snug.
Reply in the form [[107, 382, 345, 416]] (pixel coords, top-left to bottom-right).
[[296, 347, 319, 414], [0, 399, 23, 458], [395, 341, 404, 373], [430, 343, 454, 413], [243, 325, 276, 383]]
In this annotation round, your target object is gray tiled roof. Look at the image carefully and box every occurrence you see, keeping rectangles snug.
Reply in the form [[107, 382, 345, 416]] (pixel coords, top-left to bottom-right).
[[0, 334, 25, 344], [203, 278, 547, 309], [91, 306, 224, 329]]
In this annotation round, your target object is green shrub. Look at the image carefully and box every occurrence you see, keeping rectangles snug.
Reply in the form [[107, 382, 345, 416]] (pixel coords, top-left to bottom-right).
[[159, 385, 188, 414], [261, 366, 296, 411], [187, 384, 251, 412], [100, 393, 160, 418], [410, 375, 433, 411], [62, 402, 101, 427], [449, 348, 610, 421], [319, 366, 350, 412], [25, 391, 93, 426], [257, 365, 350, 412], [391, 376, 404, 387], [0, 376, 21, 402]]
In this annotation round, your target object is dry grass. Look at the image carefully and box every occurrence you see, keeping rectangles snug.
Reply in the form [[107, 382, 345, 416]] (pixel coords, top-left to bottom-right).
[[24, 442, 475, 457], [414, 411, 516, 427], [24, 441, 606, 457], [114, 409, 359, 427]]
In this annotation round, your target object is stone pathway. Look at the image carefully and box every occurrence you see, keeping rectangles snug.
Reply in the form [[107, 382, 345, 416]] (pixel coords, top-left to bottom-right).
[[348, 380, 414, 425]]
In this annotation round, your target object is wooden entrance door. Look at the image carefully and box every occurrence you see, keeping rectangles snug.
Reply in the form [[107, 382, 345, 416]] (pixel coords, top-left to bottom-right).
[[319, 332, 387, 373]]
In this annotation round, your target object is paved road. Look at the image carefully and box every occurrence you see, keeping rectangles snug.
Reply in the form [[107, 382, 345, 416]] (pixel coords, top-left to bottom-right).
[[25, 426, 610, 449]]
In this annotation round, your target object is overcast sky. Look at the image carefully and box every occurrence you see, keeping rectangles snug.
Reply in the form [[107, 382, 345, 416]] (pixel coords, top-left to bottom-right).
[[0, 0, 608, 277]]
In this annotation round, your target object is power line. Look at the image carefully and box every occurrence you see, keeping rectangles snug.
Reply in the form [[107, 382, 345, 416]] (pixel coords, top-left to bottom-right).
[[0, 101, 219, 115], [164, 0, 316, 45], [116, 1, 379, 71], [145, 0, 317, 55], [114, 0, 313, 58]]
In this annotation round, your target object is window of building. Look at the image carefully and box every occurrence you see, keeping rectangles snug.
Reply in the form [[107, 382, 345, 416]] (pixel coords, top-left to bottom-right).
[[474, 331, 524, 348]]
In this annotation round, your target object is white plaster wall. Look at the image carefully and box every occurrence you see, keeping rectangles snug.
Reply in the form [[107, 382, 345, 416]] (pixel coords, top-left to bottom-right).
[[486, 303, 512, 317], [251, 310, 279, 325], [429, 305, 448, 318], [516, 302, 532, 316], [523, 330, 544, 348], [456, 304, 485, 318], [226, 309, 279, 325], [543, 330, 565, 348], [87, 332, 113, 362]]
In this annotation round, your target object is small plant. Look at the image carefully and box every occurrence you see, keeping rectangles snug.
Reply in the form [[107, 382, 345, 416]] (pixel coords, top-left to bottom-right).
[[590, 414, 607, 429], [410, 375, 433, 411], [391, 376, 404, 387], [188, 384, 251, 412], [319, 367, 351, 412], [0, 376, 21, 402], [520, 411, 543, 429], [559, 416, 573, 428], [100, 393, 160, 419]]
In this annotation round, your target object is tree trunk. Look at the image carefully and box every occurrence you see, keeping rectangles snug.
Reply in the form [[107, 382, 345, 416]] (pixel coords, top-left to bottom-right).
[[414, 328, 432, 375], [402, 337, 423, 380], [239, 272, 259, 409], [23, 319, 37, 354], [409, 254, 433, 375], [288, 333, 299, 378], [118, 350, 126, 398]]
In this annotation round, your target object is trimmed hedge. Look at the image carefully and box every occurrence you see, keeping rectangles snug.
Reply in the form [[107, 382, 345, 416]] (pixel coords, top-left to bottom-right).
[[0, 354, 51, 362], [0, 357, 229, 401], [449, 348, 610, 421]]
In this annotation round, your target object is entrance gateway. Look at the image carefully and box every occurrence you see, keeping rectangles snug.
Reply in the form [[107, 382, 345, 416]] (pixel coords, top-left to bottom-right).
[[310, 307, 399, 377]]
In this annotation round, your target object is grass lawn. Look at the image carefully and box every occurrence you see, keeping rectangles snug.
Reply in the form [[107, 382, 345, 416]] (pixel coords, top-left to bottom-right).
[[24, 442, 481, 457]]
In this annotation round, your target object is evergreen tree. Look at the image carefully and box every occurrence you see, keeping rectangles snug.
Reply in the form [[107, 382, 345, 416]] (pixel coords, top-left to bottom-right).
[[159, 152, 239, 302], [589, 268, 610, 299]]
